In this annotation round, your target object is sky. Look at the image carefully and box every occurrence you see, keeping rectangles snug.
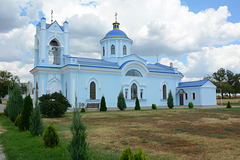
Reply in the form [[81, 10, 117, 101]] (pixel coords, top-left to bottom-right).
[[0, 0, 240, 83]]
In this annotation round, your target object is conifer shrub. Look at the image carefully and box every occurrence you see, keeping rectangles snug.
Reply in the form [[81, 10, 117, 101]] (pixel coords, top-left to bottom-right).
[[43, 122, 59, 147], [226, 101, 232, 108], [5, 84, 23, 122], [39, 92, 71, 117], [119, 146, 149, 160], [119, 146, 134, 160], [117, 90, 127, 111], [19, 95, 33, 131], [135, 97, 140, 110], [188, 102, 194, 109], [30, 103, 44, 136], [167, 90, 174, 109], [152, 104, 157, 109], [14, 113, 21, 127], [133, 147, 149, 160], [80, 108, 86, 113], [68, 107, 89, 160], [100, 95, 107, 111]]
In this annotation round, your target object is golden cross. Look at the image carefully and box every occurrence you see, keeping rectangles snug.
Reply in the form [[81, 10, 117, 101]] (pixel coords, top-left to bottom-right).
[[51, 10, 53, 24], [115, 12, 118, 22]]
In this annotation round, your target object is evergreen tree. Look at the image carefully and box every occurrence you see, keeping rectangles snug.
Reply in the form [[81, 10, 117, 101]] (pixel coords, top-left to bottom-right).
[[167, 90, 174, 109], [100, 95, 107, 111], [5, 84, 23, 122], [135, 97, 140, 110], [29, 103, 44, 136], [43, 122, 59, 147], [117, 90, 127, 111], [19, 95, 33, 131], [68, 106, 89, 160]]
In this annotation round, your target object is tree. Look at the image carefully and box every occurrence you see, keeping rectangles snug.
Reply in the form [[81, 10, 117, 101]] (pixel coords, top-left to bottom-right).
[[135, 97, 140, 110], [43, 122, 59, 147], [4, 84, 23, 122], [19, 95, 33, 131], [100, 95, 107, 111], [0, 70, 20, 98], [29, 103, 44, 136], [117, 90, 127, 111], [68, 106, 89, 160], [226, 70, 235, 98], [167, 90, 174, 108], [39, 92, 71, 117], [212, 68, 227, 99]]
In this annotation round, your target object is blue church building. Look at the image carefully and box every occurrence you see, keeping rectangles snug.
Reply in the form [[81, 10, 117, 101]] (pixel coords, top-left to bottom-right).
[[30, 16, 216, 108]]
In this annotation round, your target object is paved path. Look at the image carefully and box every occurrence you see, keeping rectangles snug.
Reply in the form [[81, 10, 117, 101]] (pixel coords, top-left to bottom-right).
[[0, 104, 6, 160], [0, 104, 6, 113]]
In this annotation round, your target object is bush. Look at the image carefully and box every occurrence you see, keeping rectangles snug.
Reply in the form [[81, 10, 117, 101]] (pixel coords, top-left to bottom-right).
[[14, 113, 21, 127], [119, 146, 134, 160], [135, 97, 140, 110], [19, 95, 33, 131], [0, 99, 2, 104], [188, 102, 194, 109], [133, 147, 149, 160], [119, 146, 149, 160], [30, 103, 44, 136], [43, 122, 59, 147], [117, 90, 127, 111], [5, 84, 23, 122], [226, 101, 232, 108], [167, 90, 174, 109], [80, 108, 86, 113], [39, 92, 71, 117], [68, 107, 89, 160], [100, 96, 107, 111], [152, 104, 157, 109]]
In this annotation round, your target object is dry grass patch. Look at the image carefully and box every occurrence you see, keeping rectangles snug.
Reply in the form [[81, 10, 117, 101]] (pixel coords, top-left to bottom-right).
[[40, 109, 240, 160]]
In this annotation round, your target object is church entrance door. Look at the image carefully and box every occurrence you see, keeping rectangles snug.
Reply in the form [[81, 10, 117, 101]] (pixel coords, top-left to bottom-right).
[[179, 94, 184, 105]]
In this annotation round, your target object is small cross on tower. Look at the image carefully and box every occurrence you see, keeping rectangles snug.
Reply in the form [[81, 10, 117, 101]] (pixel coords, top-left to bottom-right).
[[156, 54, 159, 63], [115, 12, 118, 22]]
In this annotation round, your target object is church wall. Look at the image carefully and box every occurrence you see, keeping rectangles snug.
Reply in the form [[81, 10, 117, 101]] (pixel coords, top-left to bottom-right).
[[181, 88, 201, 106], [76, 70, 122, 107], [145, 76, 178, 107], [200, 87, 216, 105]]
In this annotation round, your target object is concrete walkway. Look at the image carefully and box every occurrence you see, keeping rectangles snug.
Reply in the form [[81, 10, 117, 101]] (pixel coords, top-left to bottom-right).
[[0, 104, 6, 160]]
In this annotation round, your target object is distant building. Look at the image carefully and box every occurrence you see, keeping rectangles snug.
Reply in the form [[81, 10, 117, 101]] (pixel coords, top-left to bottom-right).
[[30, 16, 216, 108]]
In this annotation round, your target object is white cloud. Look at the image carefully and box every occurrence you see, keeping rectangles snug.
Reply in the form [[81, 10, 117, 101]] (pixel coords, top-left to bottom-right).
[[185, 44, 240, 79], [1, 0, 240, 83], [159, 57, 187, 73], [0, 24, 35, 62], [0, 61, 33, 83]]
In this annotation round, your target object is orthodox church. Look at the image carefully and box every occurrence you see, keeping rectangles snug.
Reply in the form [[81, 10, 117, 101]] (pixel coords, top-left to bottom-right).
[[30, 15, 216, 108]]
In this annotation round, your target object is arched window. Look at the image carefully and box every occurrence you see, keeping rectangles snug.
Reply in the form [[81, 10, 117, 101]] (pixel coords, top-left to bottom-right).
[[103, 47, 105, 56], [125, 69, 142, 77], [49, 39, 60, 65], [193, 92, 195, 100], [111, 45, 115, 54], [131, 83, 137, 99], [163, 84, 167, 99], [90, 82, 96, 99], [123, 45, 127, 55]]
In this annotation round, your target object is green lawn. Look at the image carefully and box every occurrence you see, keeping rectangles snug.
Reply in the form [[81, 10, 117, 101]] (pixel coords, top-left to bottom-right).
[[1, 108, 240, 160]]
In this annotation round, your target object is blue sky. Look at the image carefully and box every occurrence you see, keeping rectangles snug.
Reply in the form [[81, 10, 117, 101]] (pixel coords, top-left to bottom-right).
[[0, 0, 240, 82], [184, 0, 240, 23]]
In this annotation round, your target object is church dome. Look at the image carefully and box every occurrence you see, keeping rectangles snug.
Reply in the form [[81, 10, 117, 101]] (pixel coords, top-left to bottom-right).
[[104, 29, 128, 38]]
